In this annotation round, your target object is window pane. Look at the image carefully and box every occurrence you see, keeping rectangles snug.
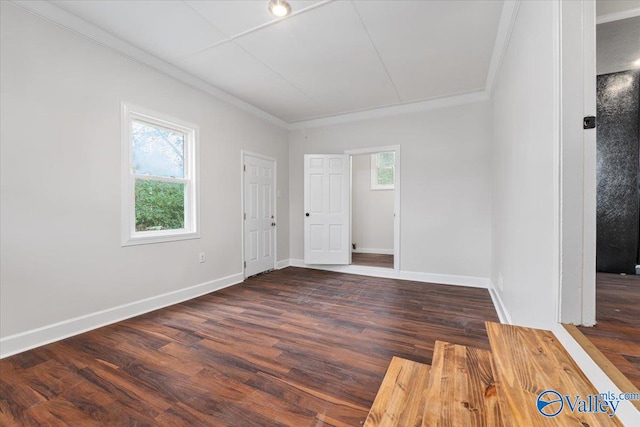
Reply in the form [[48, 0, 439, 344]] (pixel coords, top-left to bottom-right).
[[378, 166, 394, 185], [377, 152, 395, 166], [135, 179, 185, 231], [132, 120, 185, 178]]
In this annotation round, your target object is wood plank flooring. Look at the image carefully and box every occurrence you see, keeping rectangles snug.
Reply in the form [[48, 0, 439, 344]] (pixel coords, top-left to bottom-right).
[[351, 253, 394, 269], [363, 357, 430, 427], [0, 267, 498, 426], [577, 273, 640, 389], [487, 322, 624, 426], [423, 341, 501, 427]]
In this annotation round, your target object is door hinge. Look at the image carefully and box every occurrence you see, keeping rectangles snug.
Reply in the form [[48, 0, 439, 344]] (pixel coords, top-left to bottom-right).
[[243, 212, 246, 220], [244, 261, 246, 268], [243, 165, 246, 172]]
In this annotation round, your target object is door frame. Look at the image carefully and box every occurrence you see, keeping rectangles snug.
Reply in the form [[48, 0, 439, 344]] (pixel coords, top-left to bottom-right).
[[557, 0, 597, 326], [345, 145, 401, 272], [241, 150, 277, 278]]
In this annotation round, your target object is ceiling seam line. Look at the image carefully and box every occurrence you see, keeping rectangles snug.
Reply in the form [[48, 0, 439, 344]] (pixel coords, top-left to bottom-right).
[[230, 40, 324, 109], [349, 0, 403, 103], [180, 0, 233, 59], [178, 0, 335, 61]]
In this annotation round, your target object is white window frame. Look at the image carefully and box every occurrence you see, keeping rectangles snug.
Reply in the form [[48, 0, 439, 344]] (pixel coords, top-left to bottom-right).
[[370, 151, 395, 190], [121, 103, 200, 246]]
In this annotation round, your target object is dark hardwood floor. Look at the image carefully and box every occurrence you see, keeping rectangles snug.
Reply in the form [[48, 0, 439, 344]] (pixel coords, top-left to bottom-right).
[[578, 272, 640, 389], [351, 253, 394, 269], [0, 267, 499, 426]]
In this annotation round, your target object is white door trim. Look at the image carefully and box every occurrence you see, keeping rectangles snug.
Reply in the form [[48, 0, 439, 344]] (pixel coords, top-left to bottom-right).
[[557, 0, 596, 326], [241, 150, 277, 278], [580, 0, 597, 326], [345, 145, 401, 272]]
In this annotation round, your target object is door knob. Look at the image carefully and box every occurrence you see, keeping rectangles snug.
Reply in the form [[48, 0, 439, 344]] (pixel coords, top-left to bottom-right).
[[305, 213, 310, 217]]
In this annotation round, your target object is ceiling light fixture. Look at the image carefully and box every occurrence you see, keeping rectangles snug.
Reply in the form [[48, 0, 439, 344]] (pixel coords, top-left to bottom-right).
[[634, 58, 640, 68], [268, 0, 291, 17]]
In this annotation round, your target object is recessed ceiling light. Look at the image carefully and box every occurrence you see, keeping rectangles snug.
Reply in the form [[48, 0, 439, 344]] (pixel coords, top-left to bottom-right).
[[268, 0, 291, 17]]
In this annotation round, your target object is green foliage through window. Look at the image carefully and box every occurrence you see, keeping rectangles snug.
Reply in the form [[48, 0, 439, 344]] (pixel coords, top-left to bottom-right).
[[135, 180, 185, 231], [372, 151, 395, 189], [377, 166, 394, 185], [377, 152, 395, 167]]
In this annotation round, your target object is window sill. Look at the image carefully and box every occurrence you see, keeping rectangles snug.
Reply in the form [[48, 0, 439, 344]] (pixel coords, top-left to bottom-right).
[[122, 230, 200, 247]]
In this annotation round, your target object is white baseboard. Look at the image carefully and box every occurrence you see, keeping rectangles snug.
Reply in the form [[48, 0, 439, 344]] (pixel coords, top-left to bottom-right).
[[352, 248, 394, 255], [0, 273, 244, 359], [488, 280, 512, 324], [552, 325, 640, 423], [399, 270, 490, 289], [276, 259, 290, 269], [288, 259, 490, 289]]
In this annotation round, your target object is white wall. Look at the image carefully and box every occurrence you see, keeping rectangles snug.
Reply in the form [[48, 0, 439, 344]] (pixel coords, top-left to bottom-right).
[[596, 0, 640, 17], [351, 154, 394, 253], [0, 3, 289, 343], [289, 101, 493, 279], [491, 0, 559, 328]]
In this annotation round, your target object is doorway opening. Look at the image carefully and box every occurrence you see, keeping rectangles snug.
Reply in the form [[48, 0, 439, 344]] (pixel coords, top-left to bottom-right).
[[350, 152, 395, 269], [558, 2, 640, 404], [302, 146, 400, 272], [346, 146, 400, 272], [577, 12, 640, 390]]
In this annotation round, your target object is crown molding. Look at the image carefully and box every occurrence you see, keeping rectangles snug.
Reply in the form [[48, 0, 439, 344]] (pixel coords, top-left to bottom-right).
[[485, 0, 522, 98], [8, 0, 289, 129], [9, 0, 510, 131], [288, 0, 520, 130], [288, 90, 490, 130], [596, 7, 640, 24]]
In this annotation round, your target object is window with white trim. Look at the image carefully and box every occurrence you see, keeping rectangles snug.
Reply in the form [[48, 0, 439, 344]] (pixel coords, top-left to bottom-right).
[[371, 151, 395, 190], [122, 104, 199, 246]]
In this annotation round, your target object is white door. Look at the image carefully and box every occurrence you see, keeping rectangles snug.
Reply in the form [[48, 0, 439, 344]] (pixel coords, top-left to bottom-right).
[[304, 154, 350, 264], [244, 154, 275, 277]]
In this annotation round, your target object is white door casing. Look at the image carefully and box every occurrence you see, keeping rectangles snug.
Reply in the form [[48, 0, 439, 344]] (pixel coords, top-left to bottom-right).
[[243, 154, 276, 277], [345, 145, 400, 271], [304, 154, 351, 264], [558, 0, 596, 325]]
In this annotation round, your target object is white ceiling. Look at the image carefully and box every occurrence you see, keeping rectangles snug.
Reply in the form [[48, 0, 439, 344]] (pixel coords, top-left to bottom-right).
[[48, 0, 504, 124]]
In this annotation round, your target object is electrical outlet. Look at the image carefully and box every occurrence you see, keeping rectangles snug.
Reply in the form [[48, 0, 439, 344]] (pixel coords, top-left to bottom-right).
[[199, 252, 206, 263], [497, 272, 504, 291]]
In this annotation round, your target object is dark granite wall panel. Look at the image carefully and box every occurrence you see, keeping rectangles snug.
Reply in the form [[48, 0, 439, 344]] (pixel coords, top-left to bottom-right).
[[596, 70, 640, 274]]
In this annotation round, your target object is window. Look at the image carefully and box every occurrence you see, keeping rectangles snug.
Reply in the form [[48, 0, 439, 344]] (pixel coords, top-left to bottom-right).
[[371, 151, 395, 190], [122, 103, 199, 246]]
